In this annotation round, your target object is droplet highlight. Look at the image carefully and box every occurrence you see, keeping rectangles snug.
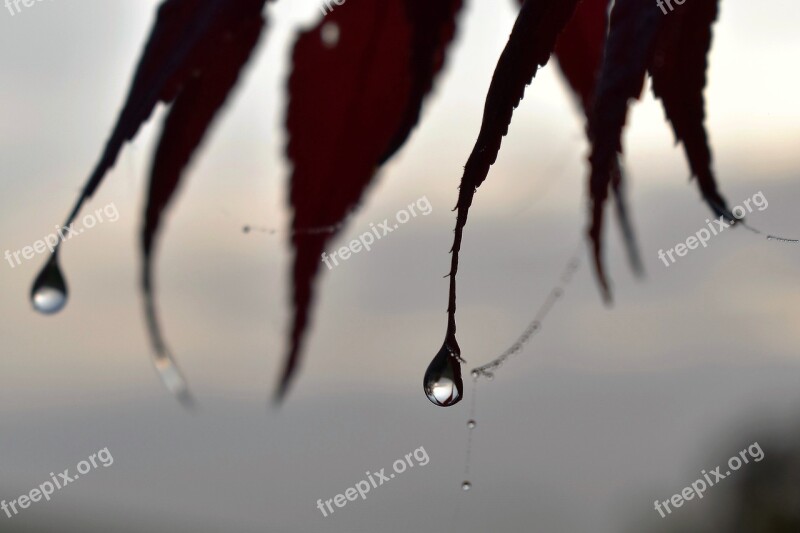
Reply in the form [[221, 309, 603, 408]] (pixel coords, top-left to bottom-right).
[[31, 257, 68, 314], [154, 357, 193, 407], [321, 22, 340, 48], [423, 340, 464, 407]]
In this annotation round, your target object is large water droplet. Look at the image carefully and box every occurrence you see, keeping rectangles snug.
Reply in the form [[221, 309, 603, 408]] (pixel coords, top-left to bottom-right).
[[31, 257, 68, 314], [461, 481, 472, 491], [423, 340, 463, 407]]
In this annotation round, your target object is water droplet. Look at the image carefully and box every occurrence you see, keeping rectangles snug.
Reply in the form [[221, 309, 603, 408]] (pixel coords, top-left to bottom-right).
[[321, 22, 340, 48], [154, 357, 193, 407], [423, 340, 464, 407], [471, 370, 479, 379], [461, 481, 472, 491], [31, 257, 68, 314], [243, 225, 251, 234], [467, 420, 476, 429]]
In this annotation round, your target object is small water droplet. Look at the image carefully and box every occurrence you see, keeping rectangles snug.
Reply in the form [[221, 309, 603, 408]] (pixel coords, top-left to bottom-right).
[[423, 340, 464, 407], [154, 357, 193, 407], [467, 420, 476, 429], [155, 358, 186, 395], [31, 257, 68, 314], [471, 370, 479, 379], [461, 481, 471, 491], [321, 22, 340, 48]]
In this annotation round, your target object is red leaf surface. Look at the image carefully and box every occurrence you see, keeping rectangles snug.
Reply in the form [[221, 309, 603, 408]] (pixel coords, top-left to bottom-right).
[[281, 0, 463, 400], [141, 5, 268, 404], [551, 0, 609, 111]]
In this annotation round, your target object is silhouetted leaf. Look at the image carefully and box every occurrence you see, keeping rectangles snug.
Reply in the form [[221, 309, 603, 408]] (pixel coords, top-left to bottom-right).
[[445, 0, 579, 348], [280, 0, 463, 400], [56, 0, 268, 230], [586, 0, 661, 302], [587, 0, 733, 300], [649, 0, 733, 221], [141, 3, 268, 404], [548, 0, 643, 276]]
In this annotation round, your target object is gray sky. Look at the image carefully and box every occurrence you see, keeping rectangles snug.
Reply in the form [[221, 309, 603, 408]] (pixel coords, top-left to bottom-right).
[[1, 1, 800, 531]]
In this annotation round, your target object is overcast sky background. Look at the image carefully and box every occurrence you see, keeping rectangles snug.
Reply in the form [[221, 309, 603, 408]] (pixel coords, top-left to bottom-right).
[[1, 1, 800, 531]]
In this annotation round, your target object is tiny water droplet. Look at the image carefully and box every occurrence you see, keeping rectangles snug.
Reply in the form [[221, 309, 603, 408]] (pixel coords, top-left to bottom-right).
[[461, 481, 471, 491], [471, 370, 479, 379], [423, 340, 464, 407], [31, 257, 68, 314], [243, 225, 251, 234], [154, 357, 192, 407], [467, 420, 476, 429]]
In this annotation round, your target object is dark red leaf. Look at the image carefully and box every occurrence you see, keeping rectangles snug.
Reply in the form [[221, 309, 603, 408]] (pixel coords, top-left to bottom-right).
[[53, 0, 268, 231], [141, 6, 268, 404], [280, 0, 463, 401], [649, 0, 733, 221], [554, 0, 644, 277], [586, 0, 662, 302], [445, 0, 580, 350], [551, 0, 609, 111]]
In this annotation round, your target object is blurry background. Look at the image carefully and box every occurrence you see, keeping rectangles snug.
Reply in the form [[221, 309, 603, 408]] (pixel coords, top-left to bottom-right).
[[1, 0, 800, 531]]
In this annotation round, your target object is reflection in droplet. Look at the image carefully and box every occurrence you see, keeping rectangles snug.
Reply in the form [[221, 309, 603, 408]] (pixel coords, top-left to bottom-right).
[[321, 22, 340, 48], [467, 420, 476, 429], [461, 481, 471, 491], [31, 257, 68, 314], [424, 340, 464, 407]]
